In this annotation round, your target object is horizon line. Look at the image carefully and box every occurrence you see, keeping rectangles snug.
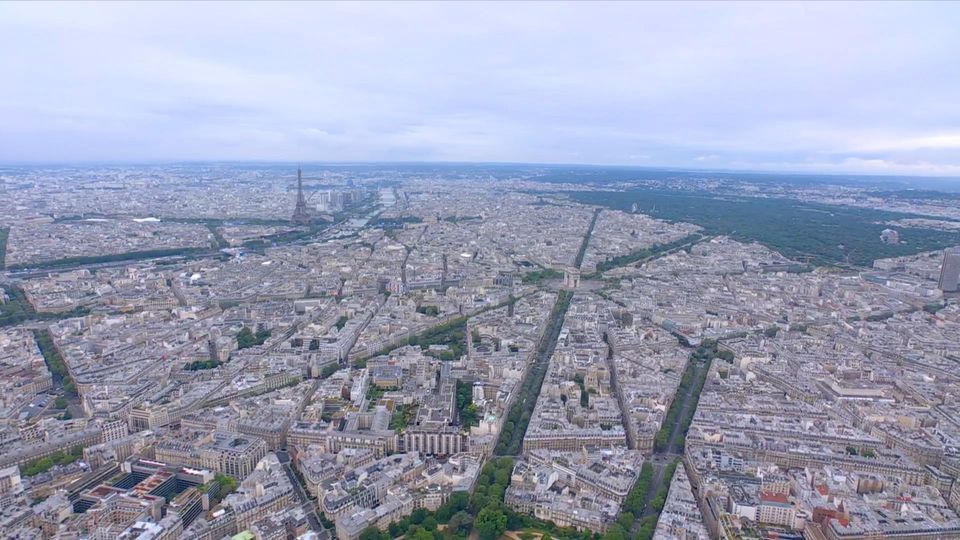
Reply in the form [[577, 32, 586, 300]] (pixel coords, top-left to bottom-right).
[[2, 158, 959, 181]]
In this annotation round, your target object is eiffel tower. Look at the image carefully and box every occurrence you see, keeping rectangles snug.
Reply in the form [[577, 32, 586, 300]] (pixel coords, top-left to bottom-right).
[[291, 165, 311, 224]]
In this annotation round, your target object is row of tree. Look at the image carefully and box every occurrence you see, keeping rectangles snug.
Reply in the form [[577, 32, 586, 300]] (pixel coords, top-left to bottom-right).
[[591, 234, 701, 276], [357, 295, 523, 368], [495, 291, 573, 455], [649, 460, 680, 516], [356, 315, 468, 368], [0, 227, 7, 268], [33, 329, 78, 397], [574, 209, 602, 269], [691, 339, 733, 363], [622, 462, 654, 516], [632, 460, 681, 540], [7, 246, 211, 270], [1, 285, 88, 328], [654, 354, 712, 453], [614, 459, 685, 540]]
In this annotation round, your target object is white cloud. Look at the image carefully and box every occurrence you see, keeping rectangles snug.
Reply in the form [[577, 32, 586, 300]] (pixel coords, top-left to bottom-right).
[[731, 157, 960, 177], [848, 133, 960, 153], [0, 1, 958, 175]]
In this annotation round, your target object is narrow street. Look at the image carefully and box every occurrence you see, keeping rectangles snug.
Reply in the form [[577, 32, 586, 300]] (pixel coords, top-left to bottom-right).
[[277, 450, 327, 535]]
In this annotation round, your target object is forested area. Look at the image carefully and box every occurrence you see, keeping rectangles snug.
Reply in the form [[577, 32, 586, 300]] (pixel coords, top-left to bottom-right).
[[570, 189, 960, 266]]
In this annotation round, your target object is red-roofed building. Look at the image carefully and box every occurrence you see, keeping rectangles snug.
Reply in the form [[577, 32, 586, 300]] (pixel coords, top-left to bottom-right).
[[758, 491, 797, 528]]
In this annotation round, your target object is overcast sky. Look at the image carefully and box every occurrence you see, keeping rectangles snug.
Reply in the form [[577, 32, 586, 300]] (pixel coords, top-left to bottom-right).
[[1, 1, 958, 175]]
